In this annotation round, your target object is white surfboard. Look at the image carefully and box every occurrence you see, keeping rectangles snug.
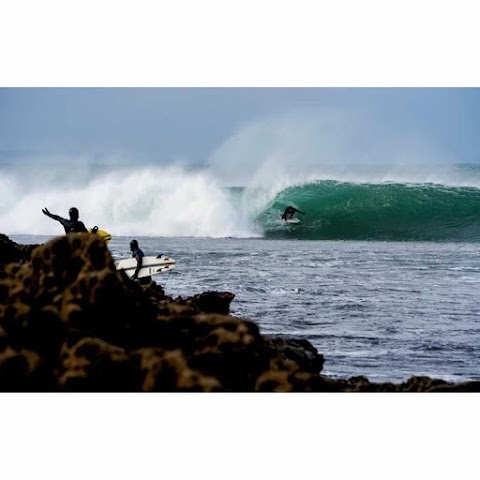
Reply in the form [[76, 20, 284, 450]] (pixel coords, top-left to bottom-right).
[[285, 218, 301, 224], [115, 255, 176, 279]]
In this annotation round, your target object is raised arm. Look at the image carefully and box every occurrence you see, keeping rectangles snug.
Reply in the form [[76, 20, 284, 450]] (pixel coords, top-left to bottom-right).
[[42, 208, 69, 228]]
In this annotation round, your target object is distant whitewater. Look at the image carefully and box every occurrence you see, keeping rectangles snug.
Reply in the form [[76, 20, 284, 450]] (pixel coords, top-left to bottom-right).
[[2, 163, 480, 241]]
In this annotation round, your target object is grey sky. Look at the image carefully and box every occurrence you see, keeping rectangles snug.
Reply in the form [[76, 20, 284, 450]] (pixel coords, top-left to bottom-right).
[[0, 88, 479, 164]]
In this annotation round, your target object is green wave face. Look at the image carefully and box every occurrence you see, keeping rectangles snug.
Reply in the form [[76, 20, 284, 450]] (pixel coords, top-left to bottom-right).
[[252, 181, 480, 241]]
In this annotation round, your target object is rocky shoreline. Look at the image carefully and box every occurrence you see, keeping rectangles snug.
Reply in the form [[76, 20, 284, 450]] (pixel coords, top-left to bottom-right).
[[0, 233, 479, 392]]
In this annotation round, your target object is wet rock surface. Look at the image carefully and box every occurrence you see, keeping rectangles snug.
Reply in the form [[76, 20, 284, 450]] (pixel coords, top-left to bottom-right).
[[0, 233, 478, 392], [0, 234, 38, 271]]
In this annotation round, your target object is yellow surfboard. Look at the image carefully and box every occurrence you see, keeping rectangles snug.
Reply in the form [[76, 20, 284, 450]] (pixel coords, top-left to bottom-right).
[[88, 227, 112, 244]]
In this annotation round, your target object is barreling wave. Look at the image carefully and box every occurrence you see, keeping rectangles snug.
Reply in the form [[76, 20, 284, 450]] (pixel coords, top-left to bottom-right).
[[254, 181, 480, 241]]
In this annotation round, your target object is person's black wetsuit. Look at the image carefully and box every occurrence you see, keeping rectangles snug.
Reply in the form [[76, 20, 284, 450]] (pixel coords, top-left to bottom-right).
[[42, 208, 88, 234], [132, 247, 145, 264], [54, 216, 88, 234], [130, 240, 145, 280], [282, 206, 305, 220]]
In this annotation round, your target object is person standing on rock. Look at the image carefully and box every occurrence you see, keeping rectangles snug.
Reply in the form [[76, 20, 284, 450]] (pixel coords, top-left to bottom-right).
[[42, 207, 88, 234], [130, 239, 145, 281]]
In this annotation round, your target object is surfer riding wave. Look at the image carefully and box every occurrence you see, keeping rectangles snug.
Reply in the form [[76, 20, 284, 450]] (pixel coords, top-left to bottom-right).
[[281, 206, 305, 221]]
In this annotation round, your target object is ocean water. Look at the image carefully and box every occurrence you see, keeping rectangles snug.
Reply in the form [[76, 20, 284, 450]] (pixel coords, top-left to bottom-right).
[[4, 163, 480, 383]]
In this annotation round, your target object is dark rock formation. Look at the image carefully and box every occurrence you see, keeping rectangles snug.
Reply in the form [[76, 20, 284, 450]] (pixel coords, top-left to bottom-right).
[[190, 291, 235, 315], [0, 233, 314, 391], [0, 234, 38, 271], [265, 336, 325, 374]]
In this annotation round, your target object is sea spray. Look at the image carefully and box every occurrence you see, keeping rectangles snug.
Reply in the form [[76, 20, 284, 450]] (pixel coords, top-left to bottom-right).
[[0, 166, 258, 238]]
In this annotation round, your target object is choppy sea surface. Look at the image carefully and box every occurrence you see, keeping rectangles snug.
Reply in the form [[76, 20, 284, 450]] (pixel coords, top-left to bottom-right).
[[12, 234, 480, 383]]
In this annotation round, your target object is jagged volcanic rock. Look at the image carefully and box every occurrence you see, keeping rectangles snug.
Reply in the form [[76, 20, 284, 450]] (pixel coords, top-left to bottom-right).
[[0, 234, 38, 271]]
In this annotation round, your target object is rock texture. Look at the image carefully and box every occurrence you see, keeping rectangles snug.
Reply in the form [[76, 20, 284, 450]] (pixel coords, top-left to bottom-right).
[[0, 233, 478, 392], [0, 234, 38, 271]]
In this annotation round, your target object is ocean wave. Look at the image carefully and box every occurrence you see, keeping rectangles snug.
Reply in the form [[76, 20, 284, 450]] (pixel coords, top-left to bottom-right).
[[255, 180, 480, 241], [2, 163, 480, 241]]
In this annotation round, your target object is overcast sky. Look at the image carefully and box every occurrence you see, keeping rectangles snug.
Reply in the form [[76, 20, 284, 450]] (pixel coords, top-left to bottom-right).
[[1, 88, 479, 164]]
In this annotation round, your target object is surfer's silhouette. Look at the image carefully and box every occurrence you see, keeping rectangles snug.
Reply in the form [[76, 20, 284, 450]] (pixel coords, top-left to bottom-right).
[[282, 206, 305, 221], [42, 207, 88, 234], [129, 239, 145, 281]]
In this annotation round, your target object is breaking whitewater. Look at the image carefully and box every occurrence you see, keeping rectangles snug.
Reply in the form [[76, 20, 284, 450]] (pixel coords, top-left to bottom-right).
[[2, 162, 480, 242]]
